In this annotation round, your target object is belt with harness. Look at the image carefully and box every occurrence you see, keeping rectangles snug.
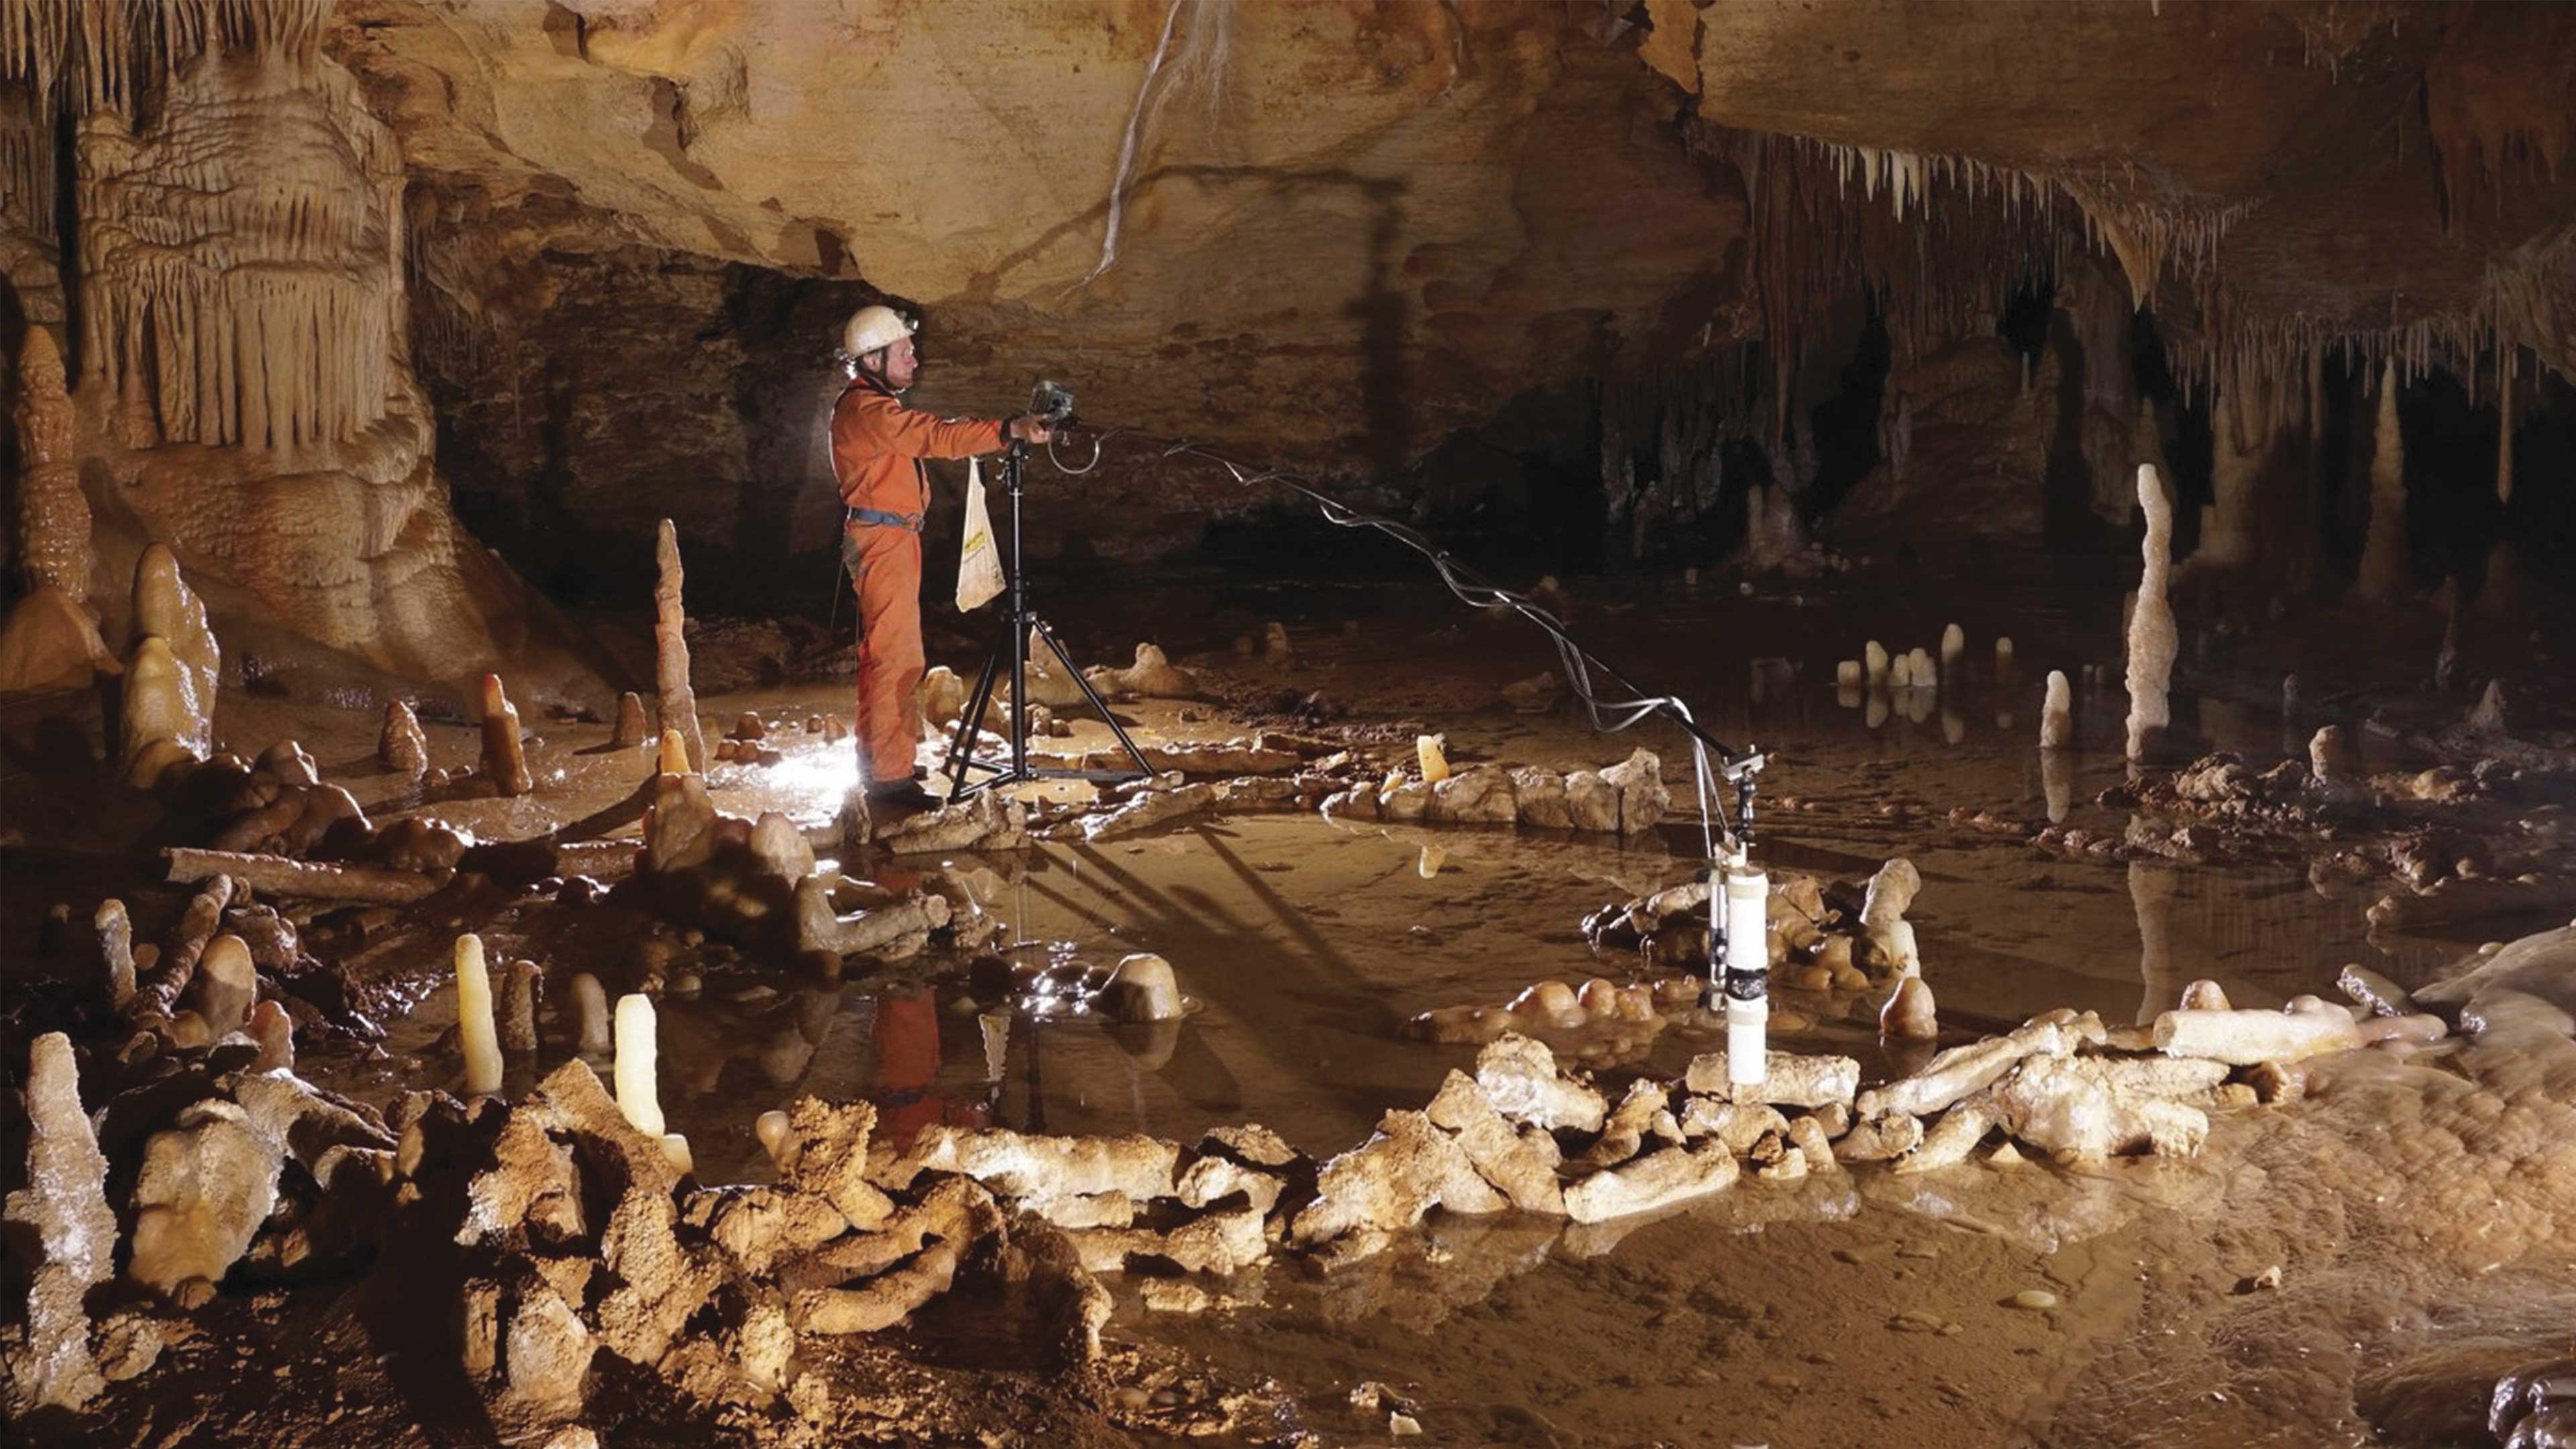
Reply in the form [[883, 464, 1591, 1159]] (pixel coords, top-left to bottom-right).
[[845, 505, 924, 533]]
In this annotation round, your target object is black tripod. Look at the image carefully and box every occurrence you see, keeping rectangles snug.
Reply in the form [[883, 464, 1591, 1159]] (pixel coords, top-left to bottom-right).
[[942, 440, 1154, 798]]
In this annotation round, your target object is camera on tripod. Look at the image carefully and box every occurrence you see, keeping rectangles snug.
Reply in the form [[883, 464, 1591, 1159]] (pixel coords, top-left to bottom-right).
[[1028, 379, 1076, 429]]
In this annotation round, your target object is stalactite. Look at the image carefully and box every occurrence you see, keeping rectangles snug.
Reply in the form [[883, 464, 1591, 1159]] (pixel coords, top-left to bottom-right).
[[2356, 359, 2410, 602], [10, 0, 387, 458], [2496, 345, 2517, 506], [2479, 347, 2524, 621]]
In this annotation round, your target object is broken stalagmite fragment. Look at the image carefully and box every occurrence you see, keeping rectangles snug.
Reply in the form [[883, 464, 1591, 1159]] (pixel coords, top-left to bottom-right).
[[2152, 1007, 2361, 1066], [614, 994, 665, 1137], [479, 675, 533, 796]]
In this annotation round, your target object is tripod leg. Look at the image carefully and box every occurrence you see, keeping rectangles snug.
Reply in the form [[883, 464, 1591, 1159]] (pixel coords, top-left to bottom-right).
[[945, 645, 1006, 796], [1032, 618, 1157, 778]]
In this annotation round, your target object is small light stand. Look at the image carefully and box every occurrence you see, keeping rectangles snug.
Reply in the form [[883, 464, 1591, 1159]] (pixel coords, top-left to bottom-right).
[[943, 382, 1156, 800]]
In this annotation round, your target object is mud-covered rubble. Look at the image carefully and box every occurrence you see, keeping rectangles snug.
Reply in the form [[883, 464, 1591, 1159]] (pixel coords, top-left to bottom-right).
[[1946, 743, 2576, 930], [1324, 746, 1672, 837], [1405, 857, 1940, 1066], [7, 912, 2553, 1439]]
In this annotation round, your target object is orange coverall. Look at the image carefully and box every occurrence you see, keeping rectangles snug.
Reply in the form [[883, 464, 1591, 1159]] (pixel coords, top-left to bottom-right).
[[829, 384, 1006, 785]]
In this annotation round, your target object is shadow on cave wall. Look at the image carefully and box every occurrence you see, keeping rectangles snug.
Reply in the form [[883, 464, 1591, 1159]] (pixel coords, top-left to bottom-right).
[[421, 248, 876, 621]]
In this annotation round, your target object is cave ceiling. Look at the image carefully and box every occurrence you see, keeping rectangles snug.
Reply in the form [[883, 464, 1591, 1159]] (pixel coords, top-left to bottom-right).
[[330, 0, 2575, 460]]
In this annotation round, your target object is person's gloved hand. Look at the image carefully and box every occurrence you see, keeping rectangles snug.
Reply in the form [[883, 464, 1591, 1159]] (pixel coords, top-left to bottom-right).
[[1003, 414, 1055, 445]]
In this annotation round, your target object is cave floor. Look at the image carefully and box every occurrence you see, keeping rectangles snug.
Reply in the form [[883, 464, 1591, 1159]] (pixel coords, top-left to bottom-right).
[[7, 565, 2571, 1447]]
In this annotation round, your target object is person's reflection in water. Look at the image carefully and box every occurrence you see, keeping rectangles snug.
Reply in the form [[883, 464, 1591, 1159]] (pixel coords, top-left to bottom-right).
[[871, 983, 990, 1148]]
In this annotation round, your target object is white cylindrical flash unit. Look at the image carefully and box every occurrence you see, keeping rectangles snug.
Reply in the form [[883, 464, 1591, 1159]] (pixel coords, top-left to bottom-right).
[[1723, 865, 1770, 1087]]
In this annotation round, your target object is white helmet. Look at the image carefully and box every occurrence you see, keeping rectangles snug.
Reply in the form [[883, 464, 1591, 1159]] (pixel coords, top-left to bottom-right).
[[840, 305, 916, 358]]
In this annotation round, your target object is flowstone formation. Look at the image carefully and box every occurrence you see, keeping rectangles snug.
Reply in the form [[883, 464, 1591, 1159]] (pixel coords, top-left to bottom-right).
[[0, 0, 594, 699]]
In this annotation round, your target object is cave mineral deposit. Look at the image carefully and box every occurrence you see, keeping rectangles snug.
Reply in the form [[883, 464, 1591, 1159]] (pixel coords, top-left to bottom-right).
[[4, 3, 2574, 1448]]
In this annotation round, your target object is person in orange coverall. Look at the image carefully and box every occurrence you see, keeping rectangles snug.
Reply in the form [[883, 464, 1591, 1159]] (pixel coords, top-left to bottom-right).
[[830, 305, 1052, 812]]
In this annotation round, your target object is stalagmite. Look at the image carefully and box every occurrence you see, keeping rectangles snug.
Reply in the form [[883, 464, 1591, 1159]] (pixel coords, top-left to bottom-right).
[[4, 1033, 116, 1409], [612, 692, 648, 748], [120, 637, 205, 788], [657, 728, 692, 777], [480, 674, 533, 796], [755, 1110, 793, 1166], [379, 698, 429, 778], [1104, 955, 1184, 1022], [1939, 623, 1964, 677], [614, 994, 665, 1137], [1994, 637, 2015, 680], [1837, 660, 1863, 688], [1881, 977, 1937, 1038], [2125, 465, 2176, 760], [0, 326, 112, 690], [95, 900, 136, 1009], [2180, 979, 2233, 1012], [501, 960, 542, 1053], [654, 521, 708, 773], [2040, 669, 2073, 748], [189, 934, 257, 1036], [1864, 640, 1889, 686], [2357, 360, 2410, 602], [455, 935, 504, 1096], [133, 545, 219, 728], [1086, 643, 1204, 700], [12, 329, 92, 601], [1860, 858, 1923, 974], [246, 1000, 294, 1073], [2309, 724, 2355, 786], [570, 974, 612, 1055]]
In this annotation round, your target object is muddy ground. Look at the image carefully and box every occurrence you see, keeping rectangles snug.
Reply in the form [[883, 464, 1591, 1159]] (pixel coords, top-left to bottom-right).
[[5, 552, 2573, 1447]]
